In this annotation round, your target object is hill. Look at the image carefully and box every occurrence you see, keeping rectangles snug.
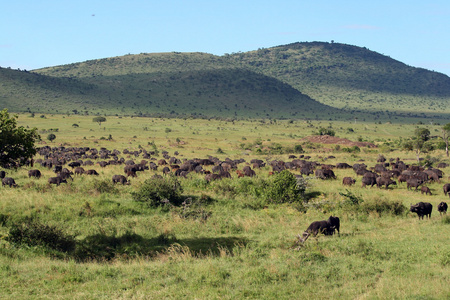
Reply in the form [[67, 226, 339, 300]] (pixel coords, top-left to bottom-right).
[[1, 61, 335, 119], [225, 42, 450, 115], [2, 42, 450, 120]]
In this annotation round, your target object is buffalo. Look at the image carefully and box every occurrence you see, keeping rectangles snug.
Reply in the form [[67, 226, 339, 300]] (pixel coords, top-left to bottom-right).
[[443, 183, 450, 196], [86, 169, 99, 176], [48, 177, 67, 186], [28, 169, 42, 179], [406, 178, 422, 190], [298, 216, 340, 243], [438, 202, 448, 216], [410, 202, 432, 219], [2, 177, 17, 187], [376, 177, 397, 189], [0, 170, 6, 179], [342, 177, 356, 186], [112, 175, 130, 185], [420, 186, 432, 195]]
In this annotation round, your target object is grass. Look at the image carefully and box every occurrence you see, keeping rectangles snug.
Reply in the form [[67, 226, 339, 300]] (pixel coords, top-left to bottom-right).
[[0, 114, 449, 298]]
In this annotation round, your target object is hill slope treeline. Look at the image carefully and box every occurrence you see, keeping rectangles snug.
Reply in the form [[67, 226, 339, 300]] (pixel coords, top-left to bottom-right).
[[2, 41, 450, 120]]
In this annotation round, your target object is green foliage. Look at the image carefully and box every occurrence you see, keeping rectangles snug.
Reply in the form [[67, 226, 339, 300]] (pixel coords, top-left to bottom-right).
[[316, 127, 335, 136], [7, 218, 76, 253], [0, 109, 39, 168], [264, 170, 306, 205], [131, 176, 183, 207], [93, 116, 106, 125], [47, 133, 56, 142]]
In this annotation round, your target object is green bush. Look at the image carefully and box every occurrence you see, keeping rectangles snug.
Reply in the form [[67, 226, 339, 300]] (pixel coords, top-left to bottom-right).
[[131, 176, 183, 207], [7, 219, 76, 253], [89, 179, 118, 194], [264, 170, 306, 205]]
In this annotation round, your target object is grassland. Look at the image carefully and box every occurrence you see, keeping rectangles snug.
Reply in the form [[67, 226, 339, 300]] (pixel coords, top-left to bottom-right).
[[0, 114, 449, 299]]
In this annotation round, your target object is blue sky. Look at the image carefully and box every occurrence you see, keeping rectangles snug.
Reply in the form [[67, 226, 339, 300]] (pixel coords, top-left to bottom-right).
[[2, 0, 450, 75]]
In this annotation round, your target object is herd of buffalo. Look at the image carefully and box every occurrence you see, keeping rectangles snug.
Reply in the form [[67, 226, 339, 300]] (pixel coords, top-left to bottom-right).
[[1, 146, 448, 243]]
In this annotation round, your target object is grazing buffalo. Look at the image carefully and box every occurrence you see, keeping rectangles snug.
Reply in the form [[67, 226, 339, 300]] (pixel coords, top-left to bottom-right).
[[376, 177, 396, 189], [28, 169, 42, 179], [68, 161, 81, 168], [2, 177, 17, 187], [406, 178, 422, 190], [410, 202, 432, 219], [298, 216, 340, 243], [74, 167, 85, 175], [342, 177, 356, 186], [48, 177, 67, 186], [112, 175, 130, 185], [362, 176, 377, 188], [443, 183, 450, 196], [315, 169, 336, 180], [438, 202, 448, 215], [86, 169, 99, 176], [420, 186, 432, 195], [0, 170, 6, 179]]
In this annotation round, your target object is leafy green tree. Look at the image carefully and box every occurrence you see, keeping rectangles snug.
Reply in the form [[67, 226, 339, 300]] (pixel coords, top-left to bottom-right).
[[47, 133, 56, 142], [442, 123, 450, 157], [92, 116, 106, 126], [413, 128, 431, 162], [0, 109, 39, 168]]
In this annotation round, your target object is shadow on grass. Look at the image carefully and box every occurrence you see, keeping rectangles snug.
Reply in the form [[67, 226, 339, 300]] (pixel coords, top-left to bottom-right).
[[73, 232, 248, 261], [304, 191, 322, 201]]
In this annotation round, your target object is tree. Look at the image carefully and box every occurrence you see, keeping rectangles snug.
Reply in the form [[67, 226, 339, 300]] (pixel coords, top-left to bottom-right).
[[413, 128, 430, 162], [47, 133, 56, 142], [0, 109, 39, 168], [92, 116, 106, 126], [442, 123, 450, 157]]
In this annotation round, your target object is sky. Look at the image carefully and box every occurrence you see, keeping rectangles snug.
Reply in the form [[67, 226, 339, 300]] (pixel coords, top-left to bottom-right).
[[2, 0, 450, 75]]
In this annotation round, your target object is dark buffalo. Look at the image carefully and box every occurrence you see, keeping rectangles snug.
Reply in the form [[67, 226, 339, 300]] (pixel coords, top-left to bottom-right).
[[0, 171, 6, 179], [28, 169, 42, 179], [2, 177, 17, 187], [68, 161, 81, 168], [86, 169, 99, 176], [315, 169, 336, 180], [298, 216, 340, 243], [74, 167, 85, 175], [406, 178, 422, 190], [362, 176, 377, 188], [410, 202, 432, 219], [437, 202, 448, 215], [112, 175, 130, 185], [342, 177, 356, 186], [48, 177, 67, 186], [420, 186, 432, 195], [443, 183, 450, 196], [376, 177, 397, 189]]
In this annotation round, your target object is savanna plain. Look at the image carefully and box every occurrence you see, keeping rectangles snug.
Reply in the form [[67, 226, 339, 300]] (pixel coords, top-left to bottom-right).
[[1, 114, 449, 299]]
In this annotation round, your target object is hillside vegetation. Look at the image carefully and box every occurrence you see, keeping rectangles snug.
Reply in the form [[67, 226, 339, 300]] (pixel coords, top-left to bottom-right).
[[2, 42, 450, 120]]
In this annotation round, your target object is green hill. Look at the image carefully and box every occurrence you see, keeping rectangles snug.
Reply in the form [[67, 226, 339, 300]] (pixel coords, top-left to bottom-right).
[[2, 61, 335, 119], [225, 42, 450, 114], [2, 42, 450, 120]]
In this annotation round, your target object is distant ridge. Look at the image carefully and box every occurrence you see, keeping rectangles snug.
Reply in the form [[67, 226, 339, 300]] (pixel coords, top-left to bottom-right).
[[1, 41, 450, 120]]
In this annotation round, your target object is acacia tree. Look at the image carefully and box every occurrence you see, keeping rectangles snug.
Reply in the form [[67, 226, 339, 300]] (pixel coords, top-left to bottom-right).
[[92, 116, 106, 126], [0, 109, 40, 168], [442, 123, 450, 157]]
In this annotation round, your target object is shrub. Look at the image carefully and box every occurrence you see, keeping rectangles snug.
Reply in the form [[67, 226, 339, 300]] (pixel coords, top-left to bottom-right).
[[7, 219, 76, 253], [264, 170, 306, 205], [89, 179, 118, 194], [131, 176, 183, 207]]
